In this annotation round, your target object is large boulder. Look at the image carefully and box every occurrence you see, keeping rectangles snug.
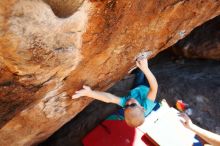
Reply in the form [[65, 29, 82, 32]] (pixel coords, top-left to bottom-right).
[[0, 0, 220, 145]]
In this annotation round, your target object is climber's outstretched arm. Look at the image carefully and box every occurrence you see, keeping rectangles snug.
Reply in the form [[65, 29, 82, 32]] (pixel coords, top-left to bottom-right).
[[136, 58, 158, 101], [72, 85, 120, 104]]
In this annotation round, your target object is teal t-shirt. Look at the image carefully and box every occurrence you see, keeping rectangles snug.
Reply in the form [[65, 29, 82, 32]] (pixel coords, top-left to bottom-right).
[[118, 85, 157, 116]]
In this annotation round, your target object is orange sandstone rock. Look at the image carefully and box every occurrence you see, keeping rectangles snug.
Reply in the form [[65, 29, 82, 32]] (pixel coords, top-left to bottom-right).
[[0, 0, 219, 145]]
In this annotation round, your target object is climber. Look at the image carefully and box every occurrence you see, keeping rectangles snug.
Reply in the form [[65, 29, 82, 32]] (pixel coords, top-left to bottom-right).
[[72, 56, 158, 127], [179, 113, 220, 146]]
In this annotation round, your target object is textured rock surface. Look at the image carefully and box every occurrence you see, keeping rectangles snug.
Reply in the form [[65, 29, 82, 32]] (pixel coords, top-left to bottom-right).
[[172, 15, 220, 60], [0, 0, 220, 145], [41, 51, 220, 146]]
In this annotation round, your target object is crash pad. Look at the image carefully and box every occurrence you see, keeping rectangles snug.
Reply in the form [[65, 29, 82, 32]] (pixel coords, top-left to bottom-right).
[[83, 119, 156, 146]]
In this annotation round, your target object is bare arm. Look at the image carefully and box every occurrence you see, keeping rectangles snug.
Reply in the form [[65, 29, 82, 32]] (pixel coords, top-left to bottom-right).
[[136, 59, 158, 101], [190, 124, 220, 146], [72, 85, 121, 104], [179, 113, 220, 146]]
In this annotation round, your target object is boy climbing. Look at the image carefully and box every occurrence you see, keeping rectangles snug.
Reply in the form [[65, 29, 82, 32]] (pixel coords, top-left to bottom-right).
[[72, 56, 158, 127]]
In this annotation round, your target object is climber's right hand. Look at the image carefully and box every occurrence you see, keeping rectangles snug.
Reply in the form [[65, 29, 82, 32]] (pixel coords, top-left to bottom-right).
[[136, 58, 149, 72]]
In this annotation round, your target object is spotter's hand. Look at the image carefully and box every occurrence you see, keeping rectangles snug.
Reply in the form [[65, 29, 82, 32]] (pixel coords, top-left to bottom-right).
[[72, 85, 93, 99], [178, 113, 193, 129]]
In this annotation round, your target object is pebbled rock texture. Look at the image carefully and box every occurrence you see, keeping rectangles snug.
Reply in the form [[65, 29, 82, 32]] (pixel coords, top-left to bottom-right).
[[0, 0, 220, 145]]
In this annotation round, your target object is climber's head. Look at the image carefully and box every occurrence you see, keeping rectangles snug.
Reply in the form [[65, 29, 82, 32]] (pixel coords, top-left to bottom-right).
[[124, 98, 145, 127]]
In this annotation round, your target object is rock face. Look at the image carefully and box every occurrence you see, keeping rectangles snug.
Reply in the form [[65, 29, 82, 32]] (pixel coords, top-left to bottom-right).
[[0, 0, 220, 145], [41, 51, 220, 146], [172, 15, 220, 60]]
